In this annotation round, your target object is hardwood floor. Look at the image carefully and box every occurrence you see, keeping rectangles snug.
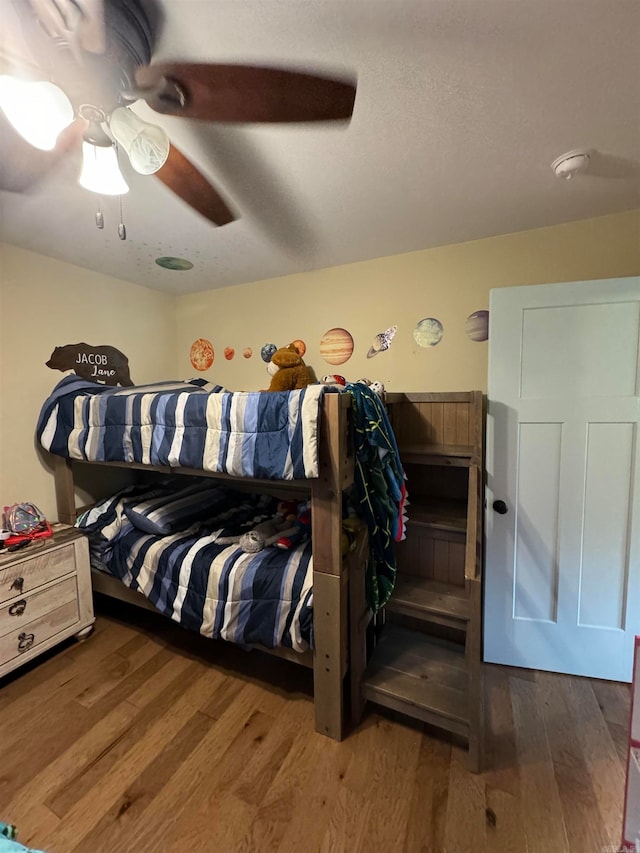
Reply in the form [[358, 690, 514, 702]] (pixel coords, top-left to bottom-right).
[[0, 599, 629, 853]]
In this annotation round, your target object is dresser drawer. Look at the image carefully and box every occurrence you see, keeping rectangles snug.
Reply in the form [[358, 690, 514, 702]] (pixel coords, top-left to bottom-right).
[[0, 599, 79, 667], [0, 543, 77, 605], [0, 576, 78, 638]]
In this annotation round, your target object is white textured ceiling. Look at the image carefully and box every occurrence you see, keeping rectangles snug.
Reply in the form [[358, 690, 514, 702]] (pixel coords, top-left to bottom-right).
[[0, 0, 639, 295]]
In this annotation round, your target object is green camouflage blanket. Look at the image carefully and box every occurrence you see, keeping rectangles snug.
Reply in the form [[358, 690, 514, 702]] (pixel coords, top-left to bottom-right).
[[345, 384, 407, 611]]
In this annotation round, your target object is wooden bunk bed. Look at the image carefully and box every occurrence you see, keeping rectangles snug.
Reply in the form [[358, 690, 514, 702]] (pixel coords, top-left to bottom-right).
[[44, 384, 370, 742]]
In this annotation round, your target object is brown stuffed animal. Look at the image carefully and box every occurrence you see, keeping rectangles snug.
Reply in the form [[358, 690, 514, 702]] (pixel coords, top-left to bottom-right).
[[266, 343, 313, 391]]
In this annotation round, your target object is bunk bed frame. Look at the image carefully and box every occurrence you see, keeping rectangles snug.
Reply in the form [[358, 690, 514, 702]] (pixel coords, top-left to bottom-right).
[[51, 392, 369, 742]]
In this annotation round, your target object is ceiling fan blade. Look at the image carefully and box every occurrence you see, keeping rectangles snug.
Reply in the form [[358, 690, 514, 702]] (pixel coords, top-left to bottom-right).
[[134, 63, 357, 123], [27, 0, 106, 53], [154, 144, 235, 226], [0, 117, 83, 193]]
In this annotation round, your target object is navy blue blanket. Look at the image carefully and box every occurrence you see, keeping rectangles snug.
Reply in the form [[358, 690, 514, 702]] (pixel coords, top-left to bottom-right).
[[77, 481, 314, 651], [37, 376, 329, 479]]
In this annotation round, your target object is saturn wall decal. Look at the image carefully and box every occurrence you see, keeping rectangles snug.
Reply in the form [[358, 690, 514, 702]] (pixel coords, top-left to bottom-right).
[[367, 325, 397, 358]]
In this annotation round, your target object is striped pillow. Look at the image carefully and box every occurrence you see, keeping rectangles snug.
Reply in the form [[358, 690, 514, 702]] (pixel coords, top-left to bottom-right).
[[123, 480, 230, 535]]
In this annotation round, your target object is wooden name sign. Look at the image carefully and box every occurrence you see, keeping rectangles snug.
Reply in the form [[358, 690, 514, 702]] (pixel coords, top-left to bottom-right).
[[46, 343, 134, 387]]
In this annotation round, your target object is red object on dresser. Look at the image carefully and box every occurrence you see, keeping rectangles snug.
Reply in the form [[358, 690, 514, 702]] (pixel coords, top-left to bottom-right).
[[622, 636, 640, 852], [3, 522, 53, 548]]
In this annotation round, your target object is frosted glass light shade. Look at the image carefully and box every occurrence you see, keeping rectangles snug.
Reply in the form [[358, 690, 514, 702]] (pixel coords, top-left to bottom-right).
[[0, 76, 74, 150], [109, 107, 170, 174], [79, 141, 129, 195]]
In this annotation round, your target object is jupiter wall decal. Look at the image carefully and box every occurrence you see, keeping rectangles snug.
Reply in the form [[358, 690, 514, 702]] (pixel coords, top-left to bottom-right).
[[320, 327, 354, 365]]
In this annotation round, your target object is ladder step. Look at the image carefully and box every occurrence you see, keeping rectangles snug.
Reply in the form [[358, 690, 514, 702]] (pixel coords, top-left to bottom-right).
[[363, 625, 469, 738], [387, 576, 470, 629]]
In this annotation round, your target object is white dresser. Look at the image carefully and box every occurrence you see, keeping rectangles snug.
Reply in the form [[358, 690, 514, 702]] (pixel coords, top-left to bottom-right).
[[0, 526, 94, 678]]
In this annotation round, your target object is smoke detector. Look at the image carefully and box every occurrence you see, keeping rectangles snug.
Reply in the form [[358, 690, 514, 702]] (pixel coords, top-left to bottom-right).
[[551, 149, 591, 180]]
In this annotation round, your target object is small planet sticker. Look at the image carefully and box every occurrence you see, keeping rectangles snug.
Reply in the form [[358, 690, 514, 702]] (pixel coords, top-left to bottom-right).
[[320, 327, 354, 366], [224, 347, 235, 360], [155, 256, 193, 271], [367, 324, 397, 359], [243, 347, 253, 359], [189, 338, 214, 371], [292, 339, 306, 357], [261, 343, 277, 363], [465, 310, 489, 342], [413, 317, 444, 347]]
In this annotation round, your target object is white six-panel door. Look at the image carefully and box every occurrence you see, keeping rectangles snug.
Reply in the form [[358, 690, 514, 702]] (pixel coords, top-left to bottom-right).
[[485, 277, 640, 681]]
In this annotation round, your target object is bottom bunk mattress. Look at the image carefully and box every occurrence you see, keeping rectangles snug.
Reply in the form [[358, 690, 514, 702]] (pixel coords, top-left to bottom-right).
[[76, 480, 314, 652]]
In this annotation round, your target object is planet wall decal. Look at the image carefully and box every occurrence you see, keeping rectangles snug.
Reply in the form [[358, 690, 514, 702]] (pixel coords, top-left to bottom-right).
[[413, 317, 444, 347], [320, 328, 354, 365], [465, 310, 489, 342], [260, 342, 277, 363], [189, 338, 214, 371], [224, 347, 235, 360], [292, 339, 306, 357], [367, 324, 397, 359], [243, 347, 253, 359]]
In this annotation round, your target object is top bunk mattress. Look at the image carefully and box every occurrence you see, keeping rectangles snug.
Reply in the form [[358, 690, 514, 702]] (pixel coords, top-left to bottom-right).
[[37, 376, 331, 480]]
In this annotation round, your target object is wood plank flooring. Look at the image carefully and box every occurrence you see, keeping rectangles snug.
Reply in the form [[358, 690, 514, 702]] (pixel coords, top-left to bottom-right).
[[0, 598, 629, 853]]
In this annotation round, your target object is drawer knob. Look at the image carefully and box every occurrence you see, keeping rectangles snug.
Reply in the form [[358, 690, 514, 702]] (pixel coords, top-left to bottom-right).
[[8, 600, 27, 617], [17, 632, 35, 652], [10, 577, 24, 593]]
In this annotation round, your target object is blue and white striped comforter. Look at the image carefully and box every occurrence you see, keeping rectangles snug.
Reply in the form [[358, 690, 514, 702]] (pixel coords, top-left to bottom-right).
[[77, 484, 314, 651], [37, 376, 329, 479]]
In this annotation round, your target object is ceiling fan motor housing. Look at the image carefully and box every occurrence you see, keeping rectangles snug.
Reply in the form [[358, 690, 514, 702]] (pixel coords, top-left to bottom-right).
[[44, 0, 155, 113]]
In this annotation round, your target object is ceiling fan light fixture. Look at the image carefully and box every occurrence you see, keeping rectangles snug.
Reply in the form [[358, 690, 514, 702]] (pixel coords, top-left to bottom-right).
[[0, 76, 74, 150], [79, 141, 129, 195], [109, 106, 170, 175]]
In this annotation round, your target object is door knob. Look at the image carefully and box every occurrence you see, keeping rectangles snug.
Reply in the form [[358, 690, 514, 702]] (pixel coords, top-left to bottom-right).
[[492, 500, 508, 515]]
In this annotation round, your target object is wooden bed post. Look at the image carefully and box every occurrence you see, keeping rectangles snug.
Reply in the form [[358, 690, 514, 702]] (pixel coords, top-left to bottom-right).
[[311, 392, 348, 740], [54, 456, 77, 525]]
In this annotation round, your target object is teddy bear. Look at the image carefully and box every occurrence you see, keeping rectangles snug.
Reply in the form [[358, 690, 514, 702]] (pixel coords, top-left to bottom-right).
[[265, 343, 313, 392], [275, 501, 312, 550], [320, 374, 346, 388], [215, 499, 302, 553], [356, 377, 385, 397], [215, 518, 301, 553], [276, 499, 299, 524]]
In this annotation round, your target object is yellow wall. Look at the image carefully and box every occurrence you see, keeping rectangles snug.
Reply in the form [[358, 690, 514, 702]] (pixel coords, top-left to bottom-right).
[[0, 244, 176, 521], [1, 210, 638, 523], [175, 211, 640, 394]]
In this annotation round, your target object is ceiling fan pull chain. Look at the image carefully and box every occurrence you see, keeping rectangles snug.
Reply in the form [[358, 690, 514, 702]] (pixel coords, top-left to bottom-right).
[[118, 194, 126, 241], [111, 141, 126, 240]]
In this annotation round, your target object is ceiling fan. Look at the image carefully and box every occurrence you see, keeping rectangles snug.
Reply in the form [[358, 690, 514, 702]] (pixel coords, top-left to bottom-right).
[[0, 0, 357, 226]]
